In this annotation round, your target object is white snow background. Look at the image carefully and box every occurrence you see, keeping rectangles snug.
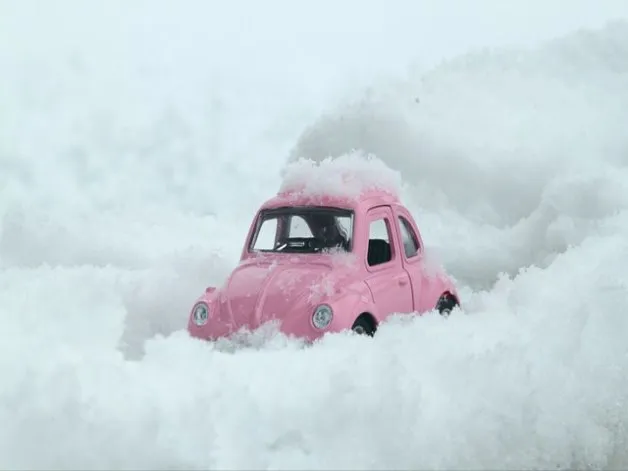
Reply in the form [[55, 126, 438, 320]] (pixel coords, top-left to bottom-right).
[[2, 0, 628, 469]]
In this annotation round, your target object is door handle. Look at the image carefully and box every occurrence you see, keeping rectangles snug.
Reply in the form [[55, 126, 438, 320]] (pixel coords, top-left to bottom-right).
[[398, 278, 408, 286]]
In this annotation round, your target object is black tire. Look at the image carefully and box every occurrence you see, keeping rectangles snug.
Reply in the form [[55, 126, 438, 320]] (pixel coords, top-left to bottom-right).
[[351, 315, 376, 336], [436, 293, 458, 317]]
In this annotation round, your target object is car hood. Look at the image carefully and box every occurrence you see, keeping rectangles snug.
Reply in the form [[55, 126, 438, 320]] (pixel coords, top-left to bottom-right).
[[218, 257, 355, 329]]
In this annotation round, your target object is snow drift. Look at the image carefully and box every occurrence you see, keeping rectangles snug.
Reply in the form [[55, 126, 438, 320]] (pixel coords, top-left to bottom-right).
[[1, 4, 628, 470]]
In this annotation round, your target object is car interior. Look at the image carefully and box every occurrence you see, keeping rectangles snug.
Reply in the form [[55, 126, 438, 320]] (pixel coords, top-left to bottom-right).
[[367, 239, 392, 266]]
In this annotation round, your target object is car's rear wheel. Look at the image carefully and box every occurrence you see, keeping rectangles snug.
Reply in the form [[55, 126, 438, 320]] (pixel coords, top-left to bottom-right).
[[351, 314, 376, 336], [436, 292, 459, 317]]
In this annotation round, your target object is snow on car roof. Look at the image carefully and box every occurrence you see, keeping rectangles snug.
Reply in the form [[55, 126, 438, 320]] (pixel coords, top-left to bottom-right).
[[275, 151, 402, 205]]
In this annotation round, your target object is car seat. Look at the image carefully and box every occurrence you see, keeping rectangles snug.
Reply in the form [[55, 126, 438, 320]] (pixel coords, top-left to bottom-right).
[[367, 239, 391, 266]]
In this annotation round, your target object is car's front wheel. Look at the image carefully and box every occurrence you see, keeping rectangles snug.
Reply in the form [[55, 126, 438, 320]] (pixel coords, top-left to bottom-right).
[[351, 314, 376, 336]]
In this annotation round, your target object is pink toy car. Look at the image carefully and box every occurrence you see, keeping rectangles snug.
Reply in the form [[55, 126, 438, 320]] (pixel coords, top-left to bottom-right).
[[187, 186, 460, 342]]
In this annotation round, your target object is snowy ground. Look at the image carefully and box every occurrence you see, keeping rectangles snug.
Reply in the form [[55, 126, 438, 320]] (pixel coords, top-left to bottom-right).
[[2, 1, 628, 469]]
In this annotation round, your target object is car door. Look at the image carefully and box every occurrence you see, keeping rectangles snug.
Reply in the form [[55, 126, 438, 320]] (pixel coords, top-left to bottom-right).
[[363, 206, 413, 317], [392, 206, 424, 312]]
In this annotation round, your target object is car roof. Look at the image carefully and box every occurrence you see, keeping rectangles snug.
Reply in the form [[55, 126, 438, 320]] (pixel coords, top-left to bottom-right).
[[259, 187, 401, 212]]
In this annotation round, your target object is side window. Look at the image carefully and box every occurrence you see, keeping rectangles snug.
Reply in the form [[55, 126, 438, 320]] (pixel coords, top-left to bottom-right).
[[367, 218, 393, 266], [398, 216, 420, 258]]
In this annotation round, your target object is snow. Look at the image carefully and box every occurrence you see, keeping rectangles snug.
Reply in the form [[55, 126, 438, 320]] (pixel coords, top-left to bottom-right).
[[2, 1, 628, 469], [278, 151, 403, 200]]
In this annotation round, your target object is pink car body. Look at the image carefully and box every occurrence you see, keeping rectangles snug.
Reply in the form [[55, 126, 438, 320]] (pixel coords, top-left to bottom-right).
[[187, 187, 460, 342]]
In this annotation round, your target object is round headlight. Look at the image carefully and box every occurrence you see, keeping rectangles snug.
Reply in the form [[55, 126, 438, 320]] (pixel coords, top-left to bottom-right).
[[192, 302, 209, 326], [312, 304, 333, 329]]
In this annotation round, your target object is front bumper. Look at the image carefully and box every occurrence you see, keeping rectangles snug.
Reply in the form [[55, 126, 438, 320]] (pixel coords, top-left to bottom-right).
[[187, 311, 333, 344]]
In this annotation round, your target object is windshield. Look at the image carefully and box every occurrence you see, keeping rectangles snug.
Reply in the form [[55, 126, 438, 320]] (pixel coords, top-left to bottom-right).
[[249, 206, 354, 253]]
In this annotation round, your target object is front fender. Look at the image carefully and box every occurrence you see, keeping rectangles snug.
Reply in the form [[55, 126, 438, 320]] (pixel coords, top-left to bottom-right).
[[325, 282, 378, 332], [187, 287, 222, 339]]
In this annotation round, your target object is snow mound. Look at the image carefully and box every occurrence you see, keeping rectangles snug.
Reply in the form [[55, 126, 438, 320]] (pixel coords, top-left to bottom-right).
[[278, 150, 402, 200], [288, 20, 628, 290]]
